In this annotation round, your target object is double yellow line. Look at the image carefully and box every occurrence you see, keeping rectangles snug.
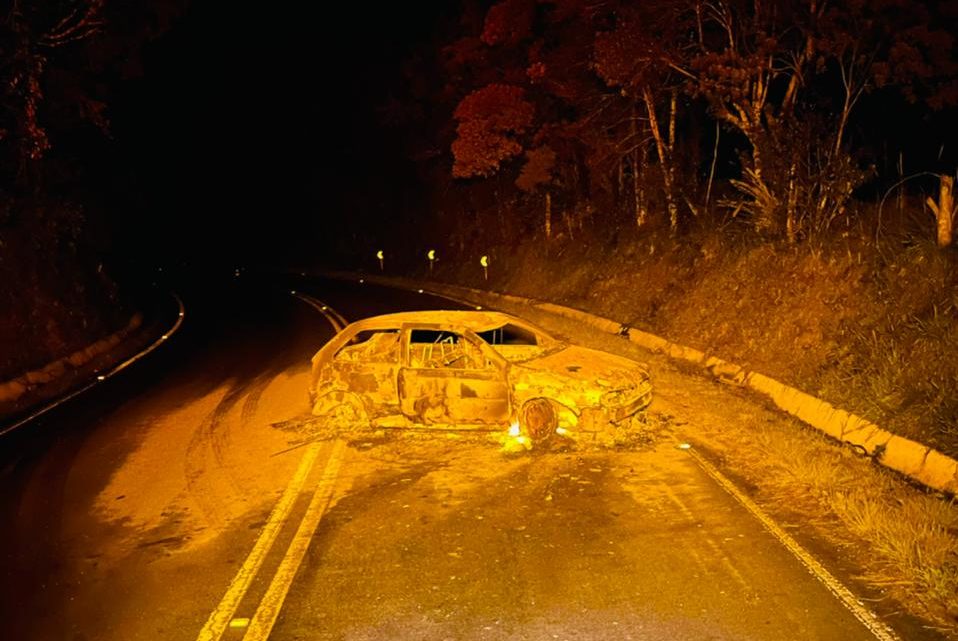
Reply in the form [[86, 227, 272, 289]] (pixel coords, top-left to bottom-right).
[[195, 440, 346, 641], [196, 293, 350, 641], [291, 291, 349, 332]]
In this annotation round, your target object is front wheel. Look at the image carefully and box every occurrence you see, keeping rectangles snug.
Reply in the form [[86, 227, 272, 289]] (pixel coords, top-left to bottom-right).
[[519, 398, 558, 442]]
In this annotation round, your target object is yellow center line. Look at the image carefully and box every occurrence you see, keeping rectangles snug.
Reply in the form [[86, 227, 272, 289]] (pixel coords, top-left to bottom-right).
[[311, 295, 349, 329], [244, 438, 348, 640], [195, 441, 326, 641], [292, 293, 347, 332]]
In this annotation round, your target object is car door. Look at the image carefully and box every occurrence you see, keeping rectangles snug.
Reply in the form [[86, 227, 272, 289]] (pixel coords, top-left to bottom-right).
[[326, 327, 401, 415], [397, 325, 510, 425]]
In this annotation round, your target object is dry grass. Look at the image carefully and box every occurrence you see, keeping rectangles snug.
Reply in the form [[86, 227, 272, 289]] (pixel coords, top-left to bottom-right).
[[829, 488, 958, 613], [816, 238, 958, 454], [745, 421, 958, 631]]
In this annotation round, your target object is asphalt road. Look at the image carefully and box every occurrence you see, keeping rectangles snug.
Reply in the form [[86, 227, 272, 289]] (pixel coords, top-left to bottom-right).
[[0, 275, 917, 641]]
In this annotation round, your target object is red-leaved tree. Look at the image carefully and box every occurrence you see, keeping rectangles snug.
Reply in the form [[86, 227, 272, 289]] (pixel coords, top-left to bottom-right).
[[452, 84, 535, 178]]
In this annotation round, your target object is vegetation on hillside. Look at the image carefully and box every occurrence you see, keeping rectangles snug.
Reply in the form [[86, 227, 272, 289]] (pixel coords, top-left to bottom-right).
[[0, 0, 186, 378], [365, 0, 957, 253]]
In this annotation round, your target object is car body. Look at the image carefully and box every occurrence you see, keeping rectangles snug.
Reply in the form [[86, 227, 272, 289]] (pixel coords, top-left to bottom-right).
[[308, 310, 652, 440]]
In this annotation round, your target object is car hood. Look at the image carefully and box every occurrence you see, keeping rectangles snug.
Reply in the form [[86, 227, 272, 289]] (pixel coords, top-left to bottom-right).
[[510, 345, 648, 408]]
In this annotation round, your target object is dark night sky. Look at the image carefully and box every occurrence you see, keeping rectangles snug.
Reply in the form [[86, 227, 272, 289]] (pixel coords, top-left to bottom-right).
[[108, 0, 450, 268]]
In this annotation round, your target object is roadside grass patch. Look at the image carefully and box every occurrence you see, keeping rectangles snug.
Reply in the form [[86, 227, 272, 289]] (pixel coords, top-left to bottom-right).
[[694, 406, 958, 633]]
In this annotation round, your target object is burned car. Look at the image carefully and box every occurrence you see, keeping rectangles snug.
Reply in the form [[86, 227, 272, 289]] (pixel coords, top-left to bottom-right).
[[308, 310, 652, 442]]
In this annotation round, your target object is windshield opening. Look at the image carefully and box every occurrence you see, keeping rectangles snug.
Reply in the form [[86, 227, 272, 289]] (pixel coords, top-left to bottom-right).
[[477, 324, 538, 346], [477, 322, 557, 362]]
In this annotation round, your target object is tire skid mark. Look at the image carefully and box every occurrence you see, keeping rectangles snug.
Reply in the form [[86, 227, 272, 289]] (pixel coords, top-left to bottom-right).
[[661, 484, 752, 593], [183, 375, 269, 529], [240, 378, 268, 427]]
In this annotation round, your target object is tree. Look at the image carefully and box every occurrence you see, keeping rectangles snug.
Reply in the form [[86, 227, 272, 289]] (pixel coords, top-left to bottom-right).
[[682, 0, 958, 242], [1, 0, 104, 174], [0, 0, 187, 185], [451, 84, 535, 178], [594, 2, 691, 235], [0, 0, 188, 375], [424, 0, 958, 250], [516, 145, 556, 237]]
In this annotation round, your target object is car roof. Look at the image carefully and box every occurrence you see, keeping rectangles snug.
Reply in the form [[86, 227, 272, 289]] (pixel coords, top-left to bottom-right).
[[346, 310, 526, 333]]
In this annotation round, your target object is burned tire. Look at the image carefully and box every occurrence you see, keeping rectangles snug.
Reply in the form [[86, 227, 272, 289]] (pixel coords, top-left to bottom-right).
[[311, 390, 368, 429], [520, 398, 558, 442]]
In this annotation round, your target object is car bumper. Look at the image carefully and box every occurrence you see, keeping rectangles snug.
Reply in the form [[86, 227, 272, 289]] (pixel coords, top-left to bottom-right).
[[608, 382, 653, 423]]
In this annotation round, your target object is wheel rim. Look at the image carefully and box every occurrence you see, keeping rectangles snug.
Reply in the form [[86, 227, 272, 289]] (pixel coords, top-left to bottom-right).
[[521, 398, 557, 441]]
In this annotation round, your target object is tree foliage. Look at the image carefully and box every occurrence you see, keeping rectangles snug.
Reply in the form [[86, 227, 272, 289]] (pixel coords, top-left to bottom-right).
[[0, 0, 189, 375], [516, 145, 556, 193], [452, 84, 535, 177], [0, 0, 187, 184], [399, 0, 958, 246], [481, 0, 535, 47]]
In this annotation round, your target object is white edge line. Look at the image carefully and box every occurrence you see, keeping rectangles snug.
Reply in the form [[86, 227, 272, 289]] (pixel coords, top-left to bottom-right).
[[195, 441, 327, 641], [312, 294, 349, 329], [243, 439, 348, 640], [685, 446, 902, 641], [0, 292, 187, 438]]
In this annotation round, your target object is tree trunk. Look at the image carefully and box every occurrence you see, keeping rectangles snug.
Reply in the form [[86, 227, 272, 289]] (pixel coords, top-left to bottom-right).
[[745, 125, 777, 232], [544, 192, 552, 240], [643, 87, 678, 236], [494, 186, 506, 242], [705, 120, 719, 209], [667, 89, 679, 226], [635, 145, 648, 228], [668, 89, 677, 155], [927, 174, 955, 248], [614, 156, 624, 214], [833, 92, 852, 159], [632, 104, 647, 228], [786, 162, 798, 244]]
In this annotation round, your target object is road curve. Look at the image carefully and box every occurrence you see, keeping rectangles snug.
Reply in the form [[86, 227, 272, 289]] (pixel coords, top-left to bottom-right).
[[0, 275, 933, 641]]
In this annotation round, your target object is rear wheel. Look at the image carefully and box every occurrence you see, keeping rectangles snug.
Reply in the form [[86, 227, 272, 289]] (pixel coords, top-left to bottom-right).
[[312, 390, 369, 429]]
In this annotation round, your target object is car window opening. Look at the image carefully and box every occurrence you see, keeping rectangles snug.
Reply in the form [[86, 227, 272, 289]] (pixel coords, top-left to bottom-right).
[[335, 329, 399, 362], [409, 329, 461, 344], [408, 329, 483, 370], [477, 324, 538, 346]]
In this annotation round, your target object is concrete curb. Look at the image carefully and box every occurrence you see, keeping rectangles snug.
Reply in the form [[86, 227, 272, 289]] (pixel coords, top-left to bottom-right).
[[0, 313, 143, 404], [0, 293, 185, 437], [343, 273, 958, 496]]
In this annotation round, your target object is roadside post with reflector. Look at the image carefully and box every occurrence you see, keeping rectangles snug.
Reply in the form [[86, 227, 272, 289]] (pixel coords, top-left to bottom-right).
[[376, 250, 384, 271], [427, 249, 436, 274], [480, 255, 489, 281]]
